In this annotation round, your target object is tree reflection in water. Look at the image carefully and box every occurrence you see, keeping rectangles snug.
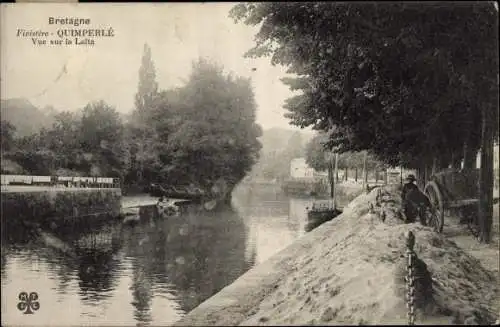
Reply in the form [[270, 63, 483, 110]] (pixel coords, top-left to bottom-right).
[[40, 220, 124, 306], [122, 203, 254, 321], [2, 202, 255, 326], [77, 249, 120, 304], [130, 258, 154, 323]]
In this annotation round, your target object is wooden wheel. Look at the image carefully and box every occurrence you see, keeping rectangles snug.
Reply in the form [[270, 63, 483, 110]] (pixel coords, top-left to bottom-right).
[[424, 181, 445, 233]]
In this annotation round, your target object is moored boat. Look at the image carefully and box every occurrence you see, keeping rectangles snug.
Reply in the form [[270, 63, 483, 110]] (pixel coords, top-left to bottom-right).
[[148, 178, 233, 212], [306, 152, 342, 231], [148, 183, 206, 200], [307, 203, 342, 221]]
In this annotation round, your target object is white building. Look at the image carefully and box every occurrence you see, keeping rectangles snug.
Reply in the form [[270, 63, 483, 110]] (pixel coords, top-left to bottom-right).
[[290, 158, 316, 179]]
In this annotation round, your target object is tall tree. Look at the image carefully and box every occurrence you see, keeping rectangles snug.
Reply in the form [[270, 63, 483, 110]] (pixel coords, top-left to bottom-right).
[[132, 43, 160, 186], [135, 43, 159, 119], [44, 111, 82, 172], [79, 101, 126, 178], [305, 133, 330, 172], [231, 2, 498, 242], [230, 2, 497, 167], [161, 59, 262, 190]]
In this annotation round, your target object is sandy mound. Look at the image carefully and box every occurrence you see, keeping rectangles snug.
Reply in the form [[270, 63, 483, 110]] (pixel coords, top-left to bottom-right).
[[239, 185, 498, 325]]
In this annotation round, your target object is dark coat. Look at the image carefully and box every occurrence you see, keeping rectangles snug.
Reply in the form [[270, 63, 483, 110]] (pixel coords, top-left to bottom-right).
[[402, 182, 431, 209]]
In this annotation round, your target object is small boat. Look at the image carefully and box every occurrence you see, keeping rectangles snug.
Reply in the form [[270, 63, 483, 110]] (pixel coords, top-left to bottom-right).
[[306, 152, 343, 231], [148, 183, 206, 201], [306, 201, 342, 232], [149, 178, 231, 212], [307, 203, 342, 221]]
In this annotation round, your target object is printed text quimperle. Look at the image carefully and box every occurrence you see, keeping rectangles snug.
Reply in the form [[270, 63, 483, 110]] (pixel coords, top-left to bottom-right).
[[15, 16, 115, 47]]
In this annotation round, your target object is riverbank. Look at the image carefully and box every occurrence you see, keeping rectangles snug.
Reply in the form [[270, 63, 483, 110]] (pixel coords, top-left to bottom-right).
[[174, 184, 499, 326], [1, 187, 121, 237]]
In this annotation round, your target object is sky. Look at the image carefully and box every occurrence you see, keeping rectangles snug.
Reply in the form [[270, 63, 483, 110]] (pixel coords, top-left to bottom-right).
[[1, 3, 308, 131]]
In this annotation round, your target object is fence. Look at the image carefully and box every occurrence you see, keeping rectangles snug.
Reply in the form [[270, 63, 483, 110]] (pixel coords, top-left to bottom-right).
[[0, 175, 120, 189]]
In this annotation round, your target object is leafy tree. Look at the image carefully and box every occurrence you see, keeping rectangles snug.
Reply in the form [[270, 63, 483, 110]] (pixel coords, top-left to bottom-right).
[[230, 2, 497, 167], [123, 119, 162, 186], [2, 51, 264, 207], [7, 103, 127, 179], [1, 120, 16, 153], [43, 111, 82, 171], [285, 131, 304, 159], [305, 133, 329, 172], [135, 43, 159, 119], [305, 132, 386, 183], [231, 2, 498, 242], [129, 43, 162, 187], [160, 59, 262, 190], [79, 101, 127, 178], [8, 129, 56, 175]]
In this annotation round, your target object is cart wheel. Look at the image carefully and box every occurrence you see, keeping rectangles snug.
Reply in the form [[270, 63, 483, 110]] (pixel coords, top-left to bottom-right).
[[424, 181, 445, 233]]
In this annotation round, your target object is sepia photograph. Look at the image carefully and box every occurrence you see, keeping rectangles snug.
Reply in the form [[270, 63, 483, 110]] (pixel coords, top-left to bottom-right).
[[1, 2, 499, 326]]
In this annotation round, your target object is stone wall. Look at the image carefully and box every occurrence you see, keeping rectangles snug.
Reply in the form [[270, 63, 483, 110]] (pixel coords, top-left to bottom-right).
[[1, 188, 121, 240]]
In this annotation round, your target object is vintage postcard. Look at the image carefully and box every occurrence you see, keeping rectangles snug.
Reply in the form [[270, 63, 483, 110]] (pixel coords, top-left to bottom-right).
[[1, 2, 498, 327]]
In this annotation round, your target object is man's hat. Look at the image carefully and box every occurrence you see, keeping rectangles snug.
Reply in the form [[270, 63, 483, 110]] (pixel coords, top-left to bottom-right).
[[405, 174, 416, 181]]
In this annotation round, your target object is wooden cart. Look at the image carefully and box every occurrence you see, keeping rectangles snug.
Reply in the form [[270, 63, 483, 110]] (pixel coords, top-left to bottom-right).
[[423, 168, 498, 234]]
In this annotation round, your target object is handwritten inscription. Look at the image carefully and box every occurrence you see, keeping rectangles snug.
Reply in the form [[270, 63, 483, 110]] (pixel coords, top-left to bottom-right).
[[16, 17, 115, 47], [17, 292, 40, 314]]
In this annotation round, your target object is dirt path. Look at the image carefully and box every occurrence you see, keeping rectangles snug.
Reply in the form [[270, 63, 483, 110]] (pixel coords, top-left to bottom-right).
[[443, 204, 500, 319]]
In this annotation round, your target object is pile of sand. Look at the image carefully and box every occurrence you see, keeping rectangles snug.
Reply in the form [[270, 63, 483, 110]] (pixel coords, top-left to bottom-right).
[[241, 185, 498, 325], [176, 185, 499, 326]]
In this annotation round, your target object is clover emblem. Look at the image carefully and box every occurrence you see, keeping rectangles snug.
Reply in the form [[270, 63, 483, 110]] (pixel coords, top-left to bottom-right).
[[17, 292, 39, 314]]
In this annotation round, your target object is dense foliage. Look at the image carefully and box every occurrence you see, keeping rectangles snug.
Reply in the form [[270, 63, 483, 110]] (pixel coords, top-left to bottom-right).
[[2, 45, 262, 193], [230, 2, 498, 170], [2, 102, 126, 176], [148, 60, 263, 189], [231, 2, 498, 243], [249, 130, 308, 181], [1, 120, 16, 153], [305, 132, 385, 173]]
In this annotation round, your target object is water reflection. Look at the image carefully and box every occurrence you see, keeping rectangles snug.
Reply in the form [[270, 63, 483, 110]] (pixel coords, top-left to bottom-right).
[[77, 250, 119, 303], [232, 183, 312, 264], [2, 184, 325, 326], [130, 258, 154, 323]]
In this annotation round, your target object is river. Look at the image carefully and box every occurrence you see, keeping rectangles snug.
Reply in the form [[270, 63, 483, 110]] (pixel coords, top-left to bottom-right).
[[1, 183, 352, 326]]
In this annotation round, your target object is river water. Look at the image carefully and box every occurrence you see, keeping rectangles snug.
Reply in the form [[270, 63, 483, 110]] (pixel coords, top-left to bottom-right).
[[1, 183, 351, 326]]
